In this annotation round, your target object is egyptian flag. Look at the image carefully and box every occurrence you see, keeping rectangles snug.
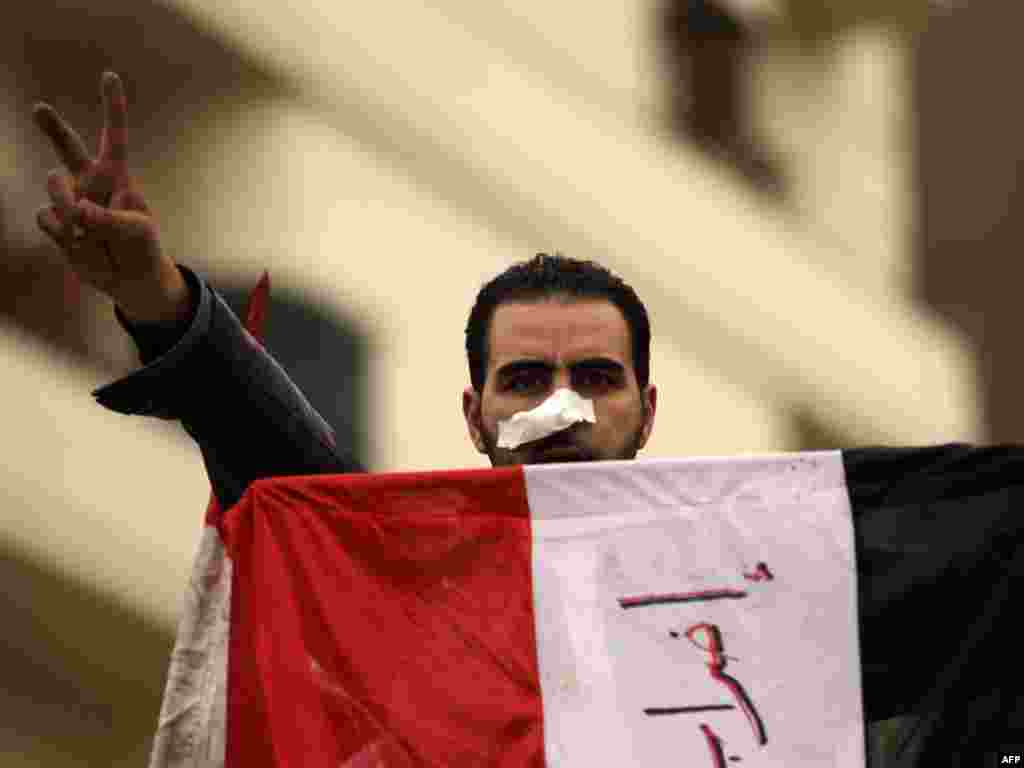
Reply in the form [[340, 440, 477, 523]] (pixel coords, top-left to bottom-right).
[[146, 280, 1024, 767]]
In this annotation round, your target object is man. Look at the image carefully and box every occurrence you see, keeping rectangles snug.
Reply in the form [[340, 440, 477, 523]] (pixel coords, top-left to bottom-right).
[[32, 72, 1024, 766]]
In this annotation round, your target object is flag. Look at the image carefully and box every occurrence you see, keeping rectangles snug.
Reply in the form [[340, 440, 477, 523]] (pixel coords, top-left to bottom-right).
[[150, 450, 884, 767]]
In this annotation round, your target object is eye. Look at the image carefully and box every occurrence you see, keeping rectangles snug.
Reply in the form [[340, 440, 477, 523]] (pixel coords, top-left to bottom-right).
[[506, 371, 547, 392], [575, 369, 616, 389]]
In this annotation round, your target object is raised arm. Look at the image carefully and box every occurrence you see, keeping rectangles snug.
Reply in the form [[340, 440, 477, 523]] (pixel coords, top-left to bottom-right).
[[34, 72, 365, 511]]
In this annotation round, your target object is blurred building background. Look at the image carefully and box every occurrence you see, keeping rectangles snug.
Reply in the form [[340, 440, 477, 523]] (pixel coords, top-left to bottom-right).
[[0, 0, 1016, 765]]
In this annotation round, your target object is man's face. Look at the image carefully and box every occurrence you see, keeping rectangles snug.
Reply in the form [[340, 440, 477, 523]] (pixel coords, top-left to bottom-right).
[[463, 297, 657, 467]]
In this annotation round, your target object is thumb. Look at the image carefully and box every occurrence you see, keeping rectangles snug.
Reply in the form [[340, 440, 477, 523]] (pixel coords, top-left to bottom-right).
[[75, 198, 155, 242]]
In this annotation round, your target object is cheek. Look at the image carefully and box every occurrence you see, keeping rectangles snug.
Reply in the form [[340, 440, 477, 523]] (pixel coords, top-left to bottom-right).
[[480, 395, 513, 435], [592, 394, 640, 433]]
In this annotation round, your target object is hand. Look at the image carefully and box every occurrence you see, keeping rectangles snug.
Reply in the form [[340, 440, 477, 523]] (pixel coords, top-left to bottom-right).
[[33, 71, 189, 326]]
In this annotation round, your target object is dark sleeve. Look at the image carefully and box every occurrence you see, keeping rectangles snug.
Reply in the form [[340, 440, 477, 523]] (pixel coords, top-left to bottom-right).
[[846, 443, 1024, 757], [92, 263, 367, 511]]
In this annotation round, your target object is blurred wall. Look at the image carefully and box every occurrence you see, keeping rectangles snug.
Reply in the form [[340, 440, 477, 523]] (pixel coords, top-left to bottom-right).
[[913, 0, 1024, 443]]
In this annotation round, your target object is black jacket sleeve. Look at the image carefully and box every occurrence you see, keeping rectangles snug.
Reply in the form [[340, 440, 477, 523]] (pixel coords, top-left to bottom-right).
[[92, 263, 366, 511]]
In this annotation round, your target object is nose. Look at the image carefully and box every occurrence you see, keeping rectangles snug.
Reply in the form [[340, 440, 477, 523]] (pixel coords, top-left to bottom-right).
[[552, 367, 573, 391]]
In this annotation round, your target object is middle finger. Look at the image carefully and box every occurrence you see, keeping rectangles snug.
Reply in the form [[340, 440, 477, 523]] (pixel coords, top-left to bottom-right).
[[98, 71, 128, 171]]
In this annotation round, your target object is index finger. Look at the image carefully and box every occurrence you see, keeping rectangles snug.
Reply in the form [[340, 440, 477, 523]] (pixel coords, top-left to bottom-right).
[[32, 103, 92, 175], [98, 71, 128, 169]]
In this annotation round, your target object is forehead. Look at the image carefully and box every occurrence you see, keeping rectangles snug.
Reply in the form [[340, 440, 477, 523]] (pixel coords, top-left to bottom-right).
[[488, 298, 632, 368]]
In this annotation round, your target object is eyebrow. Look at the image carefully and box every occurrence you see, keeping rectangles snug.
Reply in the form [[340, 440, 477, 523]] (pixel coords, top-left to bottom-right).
[[495, 357, 626, 378]]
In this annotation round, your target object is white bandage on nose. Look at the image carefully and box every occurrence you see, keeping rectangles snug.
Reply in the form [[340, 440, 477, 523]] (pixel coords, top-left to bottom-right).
[[496, 388, 596, 449]]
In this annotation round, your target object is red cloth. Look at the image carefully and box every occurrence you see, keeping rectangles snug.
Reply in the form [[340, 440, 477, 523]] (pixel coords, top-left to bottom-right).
[[219, 468, 545, 767]]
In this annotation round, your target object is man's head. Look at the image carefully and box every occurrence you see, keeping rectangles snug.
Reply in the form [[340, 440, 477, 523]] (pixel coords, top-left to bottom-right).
[[463, 253, 656, 466]]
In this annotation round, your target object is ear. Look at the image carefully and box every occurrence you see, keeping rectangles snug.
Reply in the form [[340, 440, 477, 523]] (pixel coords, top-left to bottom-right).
[[636, 384, 657, 451], [463, 386, 488, 454]]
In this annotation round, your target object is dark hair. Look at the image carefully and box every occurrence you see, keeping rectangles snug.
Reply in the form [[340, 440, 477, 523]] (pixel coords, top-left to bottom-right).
[[465, 252, 651, 393]]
